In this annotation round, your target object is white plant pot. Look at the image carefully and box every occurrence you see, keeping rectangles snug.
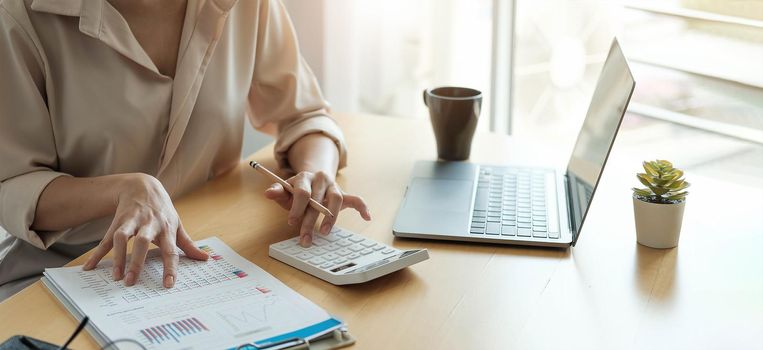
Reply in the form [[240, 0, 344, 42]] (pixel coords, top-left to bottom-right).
[[632, 197, 686, 249]]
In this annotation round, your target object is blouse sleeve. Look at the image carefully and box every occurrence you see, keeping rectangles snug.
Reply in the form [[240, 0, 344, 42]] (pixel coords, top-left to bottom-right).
[[0, 7, 70, 249], [245, 0, 347, 172]]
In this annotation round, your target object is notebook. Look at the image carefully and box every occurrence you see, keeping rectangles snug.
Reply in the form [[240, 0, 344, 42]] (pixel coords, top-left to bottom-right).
[[42, 237, 351, 350]]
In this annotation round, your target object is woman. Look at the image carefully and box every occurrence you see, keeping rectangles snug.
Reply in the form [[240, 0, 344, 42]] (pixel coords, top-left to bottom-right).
[[0, 0, 370, 300]]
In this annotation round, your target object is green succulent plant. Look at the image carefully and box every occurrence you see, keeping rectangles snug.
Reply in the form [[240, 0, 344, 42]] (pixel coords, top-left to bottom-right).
[[632, 160, 689, 204]]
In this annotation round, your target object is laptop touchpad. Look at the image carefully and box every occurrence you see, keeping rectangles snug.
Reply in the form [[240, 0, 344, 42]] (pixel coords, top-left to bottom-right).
[[404, 178, 473, 212]]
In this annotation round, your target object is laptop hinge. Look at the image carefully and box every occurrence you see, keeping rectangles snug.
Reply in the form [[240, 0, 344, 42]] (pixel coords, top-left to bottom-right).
[[564, 173, 578, 245]]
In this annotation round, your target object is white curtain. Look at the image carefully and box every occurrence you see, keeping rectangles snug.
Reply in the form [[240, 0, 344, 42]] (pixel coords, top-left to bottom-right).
[[285, 0, 494, 129]]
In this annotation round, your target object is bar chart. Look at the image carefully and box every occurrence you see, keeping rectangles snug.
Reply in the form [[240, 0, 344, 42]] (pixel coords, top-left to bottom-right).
[[140, 317, 209, 345]]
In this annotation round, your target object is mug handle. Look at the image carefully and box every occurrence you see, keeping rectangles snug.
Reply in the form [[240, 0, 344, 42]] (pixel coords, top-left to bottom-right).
[[422, 89, 428, 107]]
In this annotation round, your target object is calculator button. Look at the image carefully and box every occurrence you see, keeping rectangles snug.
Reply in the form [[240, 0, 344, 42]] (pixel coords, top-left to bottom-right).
[[285, 247, 302, 255], [336, 231, 352, 238], [323, 234, 340, 242], [336, 248, 352, 256], [295, 252, 313, 260], [313, 238, 329, 246], [320, 262, 335, 269], [348, 253, 360, 260], [337, 240, 352, 247], [330, 227, 341, 234], [334, 258, 347, 264], [360, 249, 373, 255], [310, 248, 328, 256], [348, 244, 363, 252], [348, 236, 364, 243], [360, 241, 377, 248], [325, 243, 341, 251], [372, 245, 385, 251], [382, 249, 395, 254], [308, 257, 326, 265], [323, 253, 339, 261]]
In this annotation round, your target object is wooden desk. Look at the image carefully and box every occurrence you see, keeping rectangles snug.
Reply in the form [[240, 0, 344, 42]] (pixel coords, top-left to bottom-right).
[[1, 113, 761, 349]]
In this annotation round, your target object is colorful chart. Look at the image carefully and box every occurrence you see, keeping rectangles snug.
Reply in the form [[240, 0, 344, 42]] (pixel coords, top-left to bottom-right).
[[199, 245, 222, 260], [107, 245, 251, 304], [140, 317, 209, 344]]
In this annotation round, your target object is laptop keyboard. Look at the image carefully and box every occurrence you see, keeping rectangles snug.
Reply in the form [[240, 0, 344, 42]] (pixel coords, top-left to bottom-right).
[[470, 166, 560, 239]]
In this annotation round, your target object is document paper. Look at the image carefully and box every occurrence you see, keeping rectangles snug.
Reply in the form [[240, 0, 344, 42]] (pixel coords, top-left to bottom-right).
[[42, 237, 340, 350]]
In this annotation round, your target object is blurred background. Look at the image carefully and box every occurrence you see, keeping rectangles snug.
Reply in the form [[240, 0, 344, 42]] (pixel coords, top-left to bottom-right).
[[3, 0, 760, 241], [241, 0, 763, 184]]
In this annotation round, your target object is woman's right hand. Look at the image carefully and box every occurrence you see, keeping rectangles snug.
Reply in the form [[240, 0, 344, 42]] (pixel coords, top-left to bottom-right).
[[82, 174, 208, 288]]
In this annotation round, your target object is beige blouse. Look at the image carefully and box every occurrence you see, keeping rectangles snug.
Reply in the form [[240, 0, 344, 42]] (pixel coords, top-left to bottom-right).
[[0, 0, 346, 296]]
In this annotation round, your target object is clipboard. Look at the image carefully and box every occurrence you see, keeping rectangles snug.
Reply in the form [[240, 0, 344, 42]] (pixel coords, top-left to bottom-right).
[[239, 326, 356, 350], [308, 328, 355, 350], [1, 328, 356, 350], [41, 238, 354, 350]]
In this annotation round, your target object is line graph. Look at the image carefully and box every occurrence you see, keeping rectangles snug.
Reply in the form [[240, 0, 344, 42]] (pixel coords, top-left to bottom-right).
[[215, 296, 279, 333]]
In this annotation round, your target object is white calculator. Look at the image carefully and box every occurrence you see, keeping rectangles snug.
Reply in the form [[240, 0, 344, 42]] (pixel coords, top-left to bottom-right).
[[269, 227, 429, 285]]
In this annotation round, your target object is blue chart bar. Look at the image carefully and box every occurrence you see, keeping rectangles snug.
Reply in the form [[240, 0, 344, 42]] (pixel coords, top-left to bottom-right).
[[141, 317, 210, 344]]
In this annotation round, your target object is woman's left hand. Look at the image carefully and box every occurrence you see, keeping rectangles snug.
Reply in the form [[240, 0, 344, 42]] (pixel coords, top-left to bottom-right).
[[264, 170, 370, 247]]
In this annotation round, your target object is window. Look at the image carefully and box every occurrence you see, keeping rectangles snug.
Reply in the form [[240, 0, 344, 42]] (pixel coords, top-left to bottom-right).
[[285, 0, 763, 143], [287, 0, 494, 130]]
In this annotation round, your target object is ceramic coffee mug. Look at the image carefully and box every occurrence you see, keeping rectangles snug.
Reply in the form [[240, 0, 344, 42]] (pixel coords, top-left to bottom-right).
[[423, 87, 482, 160]]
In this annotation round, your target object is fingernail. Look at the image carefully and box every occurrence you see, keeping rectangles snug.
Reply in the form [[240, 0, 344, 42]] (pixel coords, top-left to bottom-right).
[[164, 275, 175, 288], [300, 235, 311, 247], [288, 218, 295, 226], [113, 266, 122, 280], [125, 271, 135, 286], [320, 223, 329, 235]]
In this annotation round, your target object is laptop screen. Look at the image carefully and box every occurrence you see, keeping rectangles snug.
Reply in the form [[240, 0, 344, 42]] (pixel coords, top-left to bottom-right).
[[566, 39, 635, 245]]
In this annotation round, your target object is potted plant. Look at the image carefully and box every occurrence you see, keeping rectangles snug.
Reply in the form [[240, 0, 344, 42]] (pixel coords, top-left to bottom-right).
[[632, 160, 689, 248]]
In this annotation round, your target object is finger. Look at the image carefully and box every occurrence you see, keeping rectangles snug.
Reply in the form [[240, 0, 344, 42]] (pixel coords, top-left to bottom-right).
[[299, 174, 331, 246], [288, 175, 312, 227], [343, 194, 372, 221], [83, 236, 112, 271], [111, 223, 136, 281], [264, 183, 292, 210], [125, 225, 155, 286], [159, 224, 179, 288], [177, 224, 208, 261], [319, 185, 343, 235], [299, 207, 319, 247], [299, 207, 318, 247], [83, 218, 123, 270]]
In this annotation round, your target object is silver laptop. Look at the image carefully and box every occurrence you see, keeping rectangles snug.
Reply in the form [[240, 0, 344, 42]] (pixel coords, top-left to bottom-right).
[[392, 39, 635, 247]]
